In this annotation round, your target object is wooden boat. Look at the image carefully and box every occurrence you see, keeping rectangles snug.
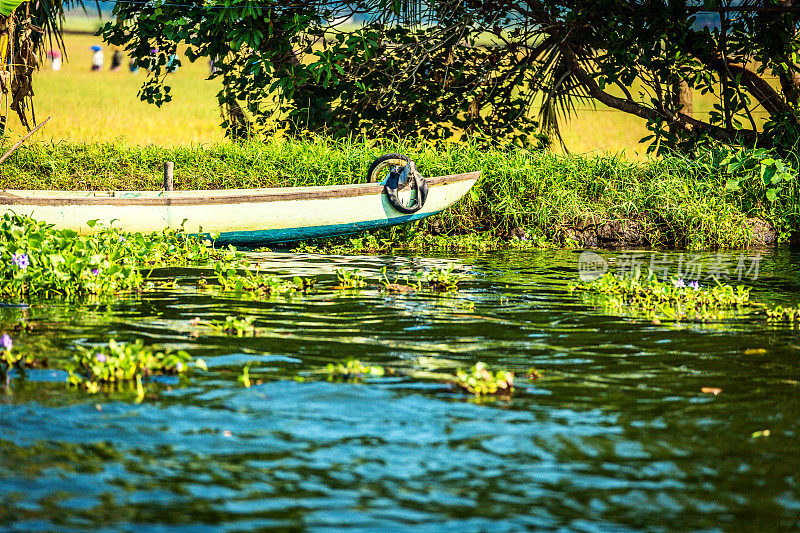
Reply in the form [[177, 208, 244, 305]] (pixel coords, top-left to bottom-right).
[[0, 156, 479, 247]]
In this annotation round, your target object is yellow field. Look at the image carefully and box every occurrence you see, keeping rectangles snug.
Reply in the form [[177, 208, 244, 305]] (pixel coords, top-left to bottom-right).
[[2, 32, 770, 155], [4, 34, 224, 146]]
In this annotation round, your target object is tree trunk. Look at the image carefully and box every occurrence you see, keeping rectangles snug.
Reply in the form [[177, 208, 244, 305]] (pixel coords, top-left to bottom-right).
[[223, 100, 249, 140], [0, 16, 12, 136], [778, 0, 800, 107], [673, 79, 693, 116]]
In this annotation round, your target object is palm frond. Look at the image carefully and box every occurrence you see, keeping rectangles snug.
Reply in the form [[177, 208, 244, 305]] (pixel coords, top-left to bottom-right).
[[532, 41, 594, 151]]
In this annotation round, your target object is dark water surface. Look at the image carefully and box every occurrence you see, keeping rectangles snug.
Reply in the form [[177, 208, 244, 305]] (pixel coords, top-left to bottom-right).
[[1, 250, 799, 531]]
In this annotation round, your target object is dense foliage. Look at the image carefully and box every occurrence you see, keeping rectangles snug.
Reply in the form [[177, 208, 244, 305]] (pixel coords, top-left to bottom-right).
[[97, 0, 800, 155], [0, 212, 240, 301]]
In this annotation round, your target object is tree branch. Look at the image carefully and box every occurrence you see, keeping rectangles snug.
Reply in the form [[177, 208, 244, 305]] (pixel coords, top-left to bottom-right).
[[706, 58, 795, 119], [561, 47, 757, 145]]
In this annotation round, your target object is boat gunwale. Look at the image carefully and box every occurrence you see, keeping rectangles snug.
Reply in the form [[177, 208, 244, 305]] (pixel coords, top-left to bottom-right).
[[0, 171, 480, 206]]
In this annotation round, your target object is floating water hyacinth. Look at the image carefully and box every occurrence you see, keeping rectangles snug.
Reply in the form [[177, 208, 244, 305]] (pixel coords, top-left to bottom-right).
[[0, 333, 20, 378], [765, 305, 800, 323], [569, 271, 752, 321], [204, 316, 258, 337], [323, 359, 387, 381], [0, 213, 244, 301], [211, 262, 314, 296], [66, 338, 195, 394], [1, 333, 12, 351], [334, 268, 368, 290], [11, 253, 29, 270], [454, 362, 515, 396]]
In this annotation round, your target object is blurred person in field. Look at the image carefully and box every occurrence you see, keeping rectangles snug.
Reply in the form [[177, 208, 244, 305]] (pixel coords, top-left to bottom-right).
[[110, 50, 123, 72], [47, 49, 61, 71], [91, 45, 103, 71], [209, 57, 220, 75], [167, 53, 179, 73], [147, 48, 159, 72]]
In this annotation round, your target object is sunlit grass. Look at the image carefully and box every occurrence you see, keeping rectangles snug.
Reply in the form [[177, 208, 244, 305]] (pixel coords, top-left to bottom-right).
[[5, 34, 223, 146]]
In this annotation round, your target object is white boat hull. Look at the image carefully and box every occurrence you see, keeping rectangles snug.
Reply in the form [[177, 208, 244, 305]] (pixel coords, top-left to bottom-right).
[[0, 171, 479, 246]]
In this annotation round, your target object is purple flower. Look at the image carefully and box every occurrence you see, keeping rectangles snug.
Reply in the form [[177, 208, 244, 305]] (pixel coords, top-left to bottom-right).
[[175, 362, 184, 372], [688, 280, 700, 290], [92, 268, 100, 276], [118, 236, 126, 243], [96, 353, 106, 363], [12, 252, 29, 270], [1, 334, 12, 351], [672, 278, 686, 288]]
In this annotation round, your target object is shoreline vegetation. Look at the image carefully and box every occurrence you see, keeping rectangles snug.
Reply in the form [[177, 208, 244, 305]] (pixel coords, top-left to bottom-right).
[[1, 136, 794, 251]]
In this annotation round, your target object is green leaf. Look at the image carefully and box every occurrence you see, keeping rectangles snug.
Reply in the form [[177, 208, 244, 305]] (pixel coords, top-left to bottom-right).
[[760, 164, 776, 185], [725, 179, 741, 191]]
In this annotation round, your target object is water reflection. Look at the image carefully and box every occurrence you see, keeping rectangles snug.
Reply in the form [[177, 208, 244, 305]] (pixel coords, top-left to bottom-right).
[[1, 249, 799, 530]]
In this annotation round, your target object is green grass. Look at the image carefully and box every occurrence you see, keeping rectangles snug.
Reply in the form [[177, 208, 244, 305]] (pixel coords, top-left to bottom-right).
[[1, 136, 792, 249], [4, 34, 223, 147]]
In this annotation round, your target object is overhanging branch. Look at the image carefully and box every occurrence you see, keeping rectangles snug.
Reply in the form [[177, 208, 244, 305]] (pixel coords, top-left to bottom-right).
[[560, 47, 758, 145]]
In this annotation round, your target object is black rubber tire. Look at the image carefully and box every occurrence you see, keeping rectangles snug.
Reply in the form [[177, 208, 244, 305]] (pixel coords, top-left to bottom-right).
[[367, 154, 429, 214], [366, 153, 410, 183]]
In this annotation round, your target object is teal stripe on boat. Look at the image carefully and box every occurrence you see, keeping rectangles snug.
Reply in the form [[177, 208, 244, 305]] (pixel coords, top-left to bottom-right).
[[208, 211, 438, 248]]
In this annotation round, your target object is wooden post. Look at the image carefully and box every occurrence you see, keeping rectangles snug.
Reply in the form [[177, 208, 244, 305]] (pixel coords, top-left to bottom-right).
[[163, 161, 174, 191]]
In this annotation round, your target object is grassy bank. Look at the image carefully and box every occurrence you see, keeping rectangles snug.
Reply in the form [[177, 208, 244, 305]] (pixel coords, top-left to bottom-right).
[[1, 137, 795, 250]]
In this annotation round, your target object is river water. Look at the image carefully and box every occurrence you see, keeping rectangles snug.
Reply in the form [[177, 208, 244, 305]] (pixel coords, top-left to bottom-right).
[[1, 249, 798, 531]]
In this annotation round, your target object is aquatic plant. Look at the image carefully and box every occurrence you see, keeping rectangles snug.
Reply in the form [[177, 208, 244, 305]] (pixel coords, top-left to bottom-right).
[[323, 359, 386, 381], [419, 266, 461, 292], [295, 230, 549, 255], [315, 357, 517, 398], [765, 305, 800, 323], [526, 368, 542, 380], [569, 271, 752, 320], [334, 268, 367, 289], [240, 363, 252, 387], [207, 316, 257, 336], [0, 331, 44, 375], [379, 266, 422, 293], [213, 262, 315, 296], [379, 266, 462, 294], [0, 213, 244, 301], [66, 338, 197, 394], [0, 333, 18, 378], [454, 362, 514, 396]]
